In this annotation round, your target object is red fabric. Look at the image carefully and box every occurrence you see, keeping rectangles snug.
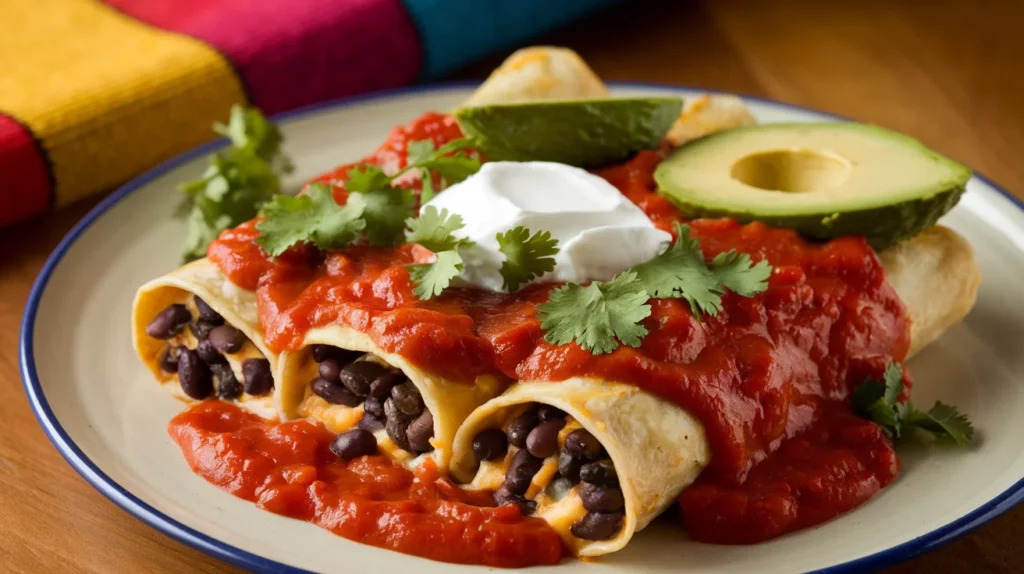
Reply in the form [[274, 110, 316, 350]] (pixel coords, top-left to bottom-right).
[[105, 0, 424, 114], [0, 114, 51, 226]]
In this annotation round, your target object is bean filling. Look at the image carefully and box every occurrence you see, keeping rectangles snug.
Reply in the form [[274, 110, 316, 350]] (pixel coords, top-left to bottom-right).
[[471, 403, 626, 541], [147, 297, 272, 400], [309, 344, 435, 457]]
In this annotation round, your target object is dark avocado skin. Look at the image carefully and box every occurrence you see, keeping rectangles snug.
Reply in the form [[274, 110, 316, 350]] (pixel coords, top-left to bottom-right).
[[454, 98, 683, 167], [665, 185, 966, 250]]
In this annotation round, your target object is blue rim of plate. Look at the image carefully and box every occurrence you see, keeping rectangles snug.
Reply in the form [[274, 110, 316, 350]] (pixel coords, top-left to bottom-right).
[[18, 81, 1024, 574]]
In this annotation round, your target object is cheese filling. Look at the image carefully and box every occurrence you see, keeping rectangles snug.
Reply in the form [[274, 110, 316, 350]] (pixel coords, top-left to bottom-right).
[[468, 405, 625, 548], [300, 346, 436, 468]]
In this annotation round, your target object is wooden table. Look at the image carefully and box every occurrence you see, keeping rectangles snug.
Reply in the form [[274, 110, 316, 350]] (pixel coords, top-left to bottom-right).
[[2, 0, 1022, 571]]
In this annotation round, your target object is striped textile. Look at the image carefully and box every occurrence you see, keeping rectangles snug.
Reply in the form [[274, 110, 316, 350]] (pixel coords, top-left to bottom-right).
[[0, 0, 616, 227]]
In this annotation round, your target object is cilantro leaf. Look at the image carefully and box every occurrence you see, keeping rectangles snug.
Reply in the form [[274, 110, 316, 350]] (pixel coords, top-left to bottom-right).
[[408, 250, 464, 300], [496, 227, 560, 291], [402, 138, 481, 186], [255, 183, 364, 255], [632, 223, 724, 315], [404, 206, 472, 252], [631, 223, 772, 317], [710, 251, 773, 297], [345, 165, 392, 194], [904, 402, 975, 446], [214, 106, 292, 172], [356, 186, 415, 246], [851, 363, 973, 446], [537, 271, 651, 355], [420, 173, 436, 204], [881, 362, 904, 405], [179, 106, 292, 261], [406, 140, 436, 164]]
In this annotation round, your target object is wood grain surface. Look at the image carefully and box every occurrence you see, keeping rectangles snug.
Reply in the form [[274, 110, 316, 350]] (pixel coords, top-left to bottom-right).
[[2, 0, 1021, 571]]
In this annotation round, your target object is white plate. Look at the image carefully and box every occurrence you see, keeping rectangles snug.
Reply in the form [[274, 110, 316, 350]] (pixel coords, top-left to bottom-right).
[[20, 83, 1024, 574]]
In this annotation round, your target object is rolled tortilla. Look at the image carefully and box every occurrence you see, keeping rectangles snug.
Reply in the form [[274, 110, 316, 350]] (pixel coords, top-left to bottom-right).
[[132, 258, 279, 419], [881, 225, 981, 358], [277, 325, 507, 469], [463, 46, 608, 107], [450, 224, 980, 557], [451, 379, 708, 557]]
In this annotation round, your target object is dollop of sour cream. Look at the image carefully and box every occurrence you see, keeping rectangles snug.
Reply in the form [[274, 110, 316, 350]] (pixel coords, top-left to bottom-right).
[[424, 161, 672, 292]]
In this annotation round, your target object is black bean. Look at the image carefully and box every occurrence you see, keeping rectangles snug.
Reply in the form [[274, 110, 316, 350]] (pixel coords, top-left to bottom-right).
[[196, 338, 225, 364], [311, 377, 362, 406], [504, 449, 543, 495], [208, 325, 246, 354], [311, 344, 362, 364], [358, 412, 385, 431], [564, 428, 603, 460], [212, 363, 242, 400], [189, 319, 219, 341], [472, 428, 508, 462], [330, 429, 377, 460], [364, 393, 386, 418], [580, 460, 618, 487], [158, 345, 180, 373], [339, 361, 387, 397], [390, 382, 424, 416], [406, 409, 434, 453], [526, 418, 565, 459], [494, 485, 537, 515], [570, 511, 624, 541], [384, 398, 412, 451], [242, 358, 274, 396], [558, 451, 583, 482], [578, 482, 625, 512], [310, 344, 333, 362], [369, 372, 404, 399], [146, 304, 192, 339], [178, 348, 213, 399], [506, 407, 539, 448], [317, 359, 341, 382], [193, 296, 223, 323], [537, 405, 566, 421]]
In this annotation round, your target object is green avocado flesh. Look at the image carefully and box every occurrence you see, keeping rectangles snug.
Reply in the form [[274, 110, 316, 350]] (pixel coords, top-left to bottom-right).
[[454, 97, 683, 167], [655, 122, 971, 249]]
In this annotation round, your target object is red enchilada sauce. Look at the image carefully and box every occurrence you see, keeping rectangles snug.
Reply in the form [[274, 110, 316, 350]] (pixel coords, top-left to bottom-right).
[[175, 112, 911, 560]]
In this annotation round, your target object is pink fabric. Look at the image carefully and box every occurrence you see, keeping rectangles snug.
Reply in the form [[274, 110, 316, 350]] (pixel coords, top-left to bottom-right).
[[105, 0, 424, 114], [0, 114, 51, 227]]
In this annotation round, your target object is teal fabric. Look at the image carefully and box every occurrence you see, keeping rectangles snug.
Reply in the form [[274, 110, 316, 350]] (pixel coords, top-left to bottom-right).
[[401, 0, 620, 78]]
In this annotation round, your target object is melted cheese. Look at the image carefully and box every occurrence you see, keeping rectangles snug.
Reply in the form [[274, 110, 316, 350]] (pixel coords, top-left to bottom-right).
[[165, 296, 268, 402], [467, 409, 593, 544]]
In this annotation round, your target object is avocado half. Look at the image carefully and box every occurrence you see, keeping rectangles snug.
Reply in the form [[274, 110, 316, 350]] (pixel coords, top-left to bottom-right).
[[454, 97, 683, 167], [654, 122, 971, 249]]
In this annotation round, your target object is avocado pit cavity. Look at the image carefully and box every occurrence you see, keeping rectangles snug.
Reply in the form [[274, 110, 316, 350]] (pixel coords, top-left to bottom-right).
[[730, 148, 851, 193]]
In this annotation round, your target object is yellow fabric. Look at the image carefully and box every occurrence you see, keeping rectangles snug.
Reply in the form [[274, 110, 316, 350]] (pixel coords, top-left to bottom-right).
[[0, 0, 246, 206]]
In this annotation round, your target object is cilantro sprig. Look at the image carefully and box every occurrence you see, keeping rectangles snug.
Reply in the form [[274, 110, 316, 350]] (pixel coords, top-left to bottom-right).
[[403, 207, 472, 299], [632, 223, 771, 316], [535, 223, 772, 354], [852, 363, 974, 446], [408, 251, 465, 300], [497, 227, 559, 291], [255, 183, 364, 255], [538, 272, 651, 355], [252, 138, 481, 256], [180, 106, 293, 261], [402, 208, 560, 301], [406, 138, 481, 204]]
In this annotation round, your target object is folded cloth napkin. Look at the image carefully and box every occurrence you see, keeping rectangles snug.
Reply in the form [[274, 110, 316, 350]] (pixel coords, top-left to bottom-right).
[[0, 0, 617, 227]]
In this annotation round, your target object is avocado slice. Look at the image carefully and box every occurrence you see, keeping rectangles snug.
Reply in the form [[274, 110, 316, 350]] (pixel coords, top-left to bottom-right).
[[655, 122, 971, 249], [454, 97, 683, 167]]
